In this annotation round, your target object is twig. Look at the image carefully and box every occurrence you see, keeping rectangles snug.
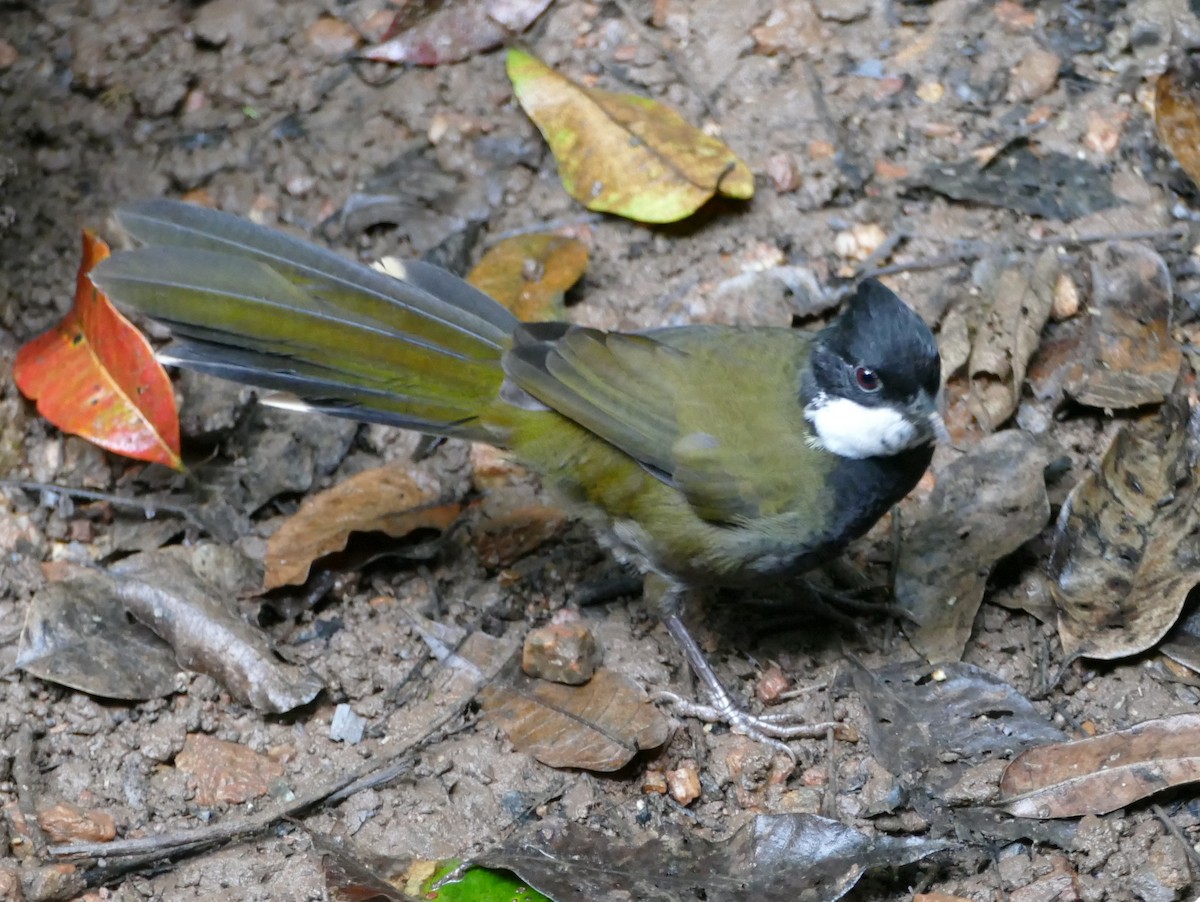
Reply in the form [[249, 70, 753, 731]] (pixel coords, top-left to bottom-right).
[[608, 0, 719, 121], [0, 479, 197, 524], [12, 724, 49, 859], [49, 694, 471, 882], [1152, 804, 1200, 877], [804, 61, 866, 190]]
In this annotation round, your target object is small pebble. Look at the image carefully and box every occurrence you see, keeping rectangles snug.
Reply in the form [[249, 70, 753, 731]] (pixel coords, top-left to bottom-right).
[[330, 704, 365, 744], [667, 759, 701, 805], [522, 621, 601, 685]]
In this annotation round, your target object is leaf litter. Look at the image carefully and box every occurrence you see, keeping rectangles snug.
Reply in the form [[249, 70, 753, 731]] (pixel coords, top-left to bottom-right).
[[474, 813, 954, 902], [17, 544, 323, 713], [1000, 713, 1200, 819], [1050, 395, 1200, 662]]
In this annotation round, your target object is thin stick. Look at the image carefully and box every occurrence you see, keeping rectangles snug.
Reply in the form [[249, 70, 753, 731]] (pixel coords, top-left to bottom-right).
[[1152, 804, 1200, 876], [49, 697, 470, 878], [12, 724, 49, 859], [0, 479, 196, 521]]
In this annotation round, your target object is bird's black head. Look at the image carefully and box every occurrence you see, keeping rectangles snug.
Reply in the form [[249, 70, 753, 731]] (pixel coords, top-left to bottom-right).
[[805, 279, 944, 459]]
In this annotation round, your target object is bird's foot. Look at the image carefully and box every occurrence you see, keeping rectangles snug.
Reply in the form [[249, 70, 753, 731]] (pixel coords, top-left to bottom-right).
[[654, 690, 845, 760]]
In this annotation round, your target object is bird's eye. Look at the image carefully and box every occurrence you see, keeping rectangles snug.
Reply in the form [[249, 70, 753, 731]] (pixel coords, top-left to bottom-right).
[[855, 366, 882, 393]]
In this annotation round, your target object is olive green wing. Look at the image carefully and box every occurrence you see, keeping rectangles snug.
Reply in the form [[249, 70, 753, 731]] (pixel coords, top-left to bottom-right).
[[502, 324, 805, 523], [502, 323, 683, 478]]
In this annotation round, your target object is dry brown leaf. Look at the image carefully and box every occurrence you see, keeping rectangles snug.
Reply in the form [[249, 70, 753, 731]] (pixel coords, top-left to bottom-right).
[[1050, 396, 1200, 661], [480, 666, 671, 771], [175, 734, 284, 807], [110, 547, 324, 713], [1155, 55, 1200, 189], [467, 233, 588, 322], [968, 249, 1057, 430], [1062, 242, 1181, 410], [471, 503, 567, 569], [1000, 712, 1200, 818], [265, 463, 460, 590], [896, 431, 1050, 663]]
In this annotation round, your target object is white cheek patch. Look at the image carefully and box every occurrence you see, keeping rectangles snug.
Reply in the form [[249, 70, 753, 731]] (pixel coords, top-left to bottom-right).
[[804, 395, 919, 459]]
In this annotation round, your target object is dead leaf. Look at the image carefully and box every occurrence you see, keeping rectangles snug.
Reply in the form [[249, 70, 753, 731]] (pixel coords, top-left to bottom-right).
[[506, 49, 754, 223], [16, 546, 323, 711], [1155, 55, 1200, 189], [112, 547, 324, 712], [1062, 242, 1181, 410], [1000, 712, 1200, 818], [1050, 396, 1200, 661], [896, 431, 1050, 662], [265, 463, 460, 590], [854, 661, 1064, 783], [475, 814, 953, 902], [480, 666, 671, 771], [15, 568, 182, 701], [175, 734, 284, 807], [466, 233, 588, 321], [471, 503, 567, 569], [912, 141, 1118, 220], [14, 231, 183, 470], [968, 250, 1057, 430], [364, 0, 552, 66]]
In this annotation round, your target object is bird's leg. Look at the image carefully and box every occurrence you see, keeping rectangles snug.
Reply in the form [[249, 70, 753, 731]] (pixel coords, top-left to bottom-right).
[[648, 575, 842, 759]]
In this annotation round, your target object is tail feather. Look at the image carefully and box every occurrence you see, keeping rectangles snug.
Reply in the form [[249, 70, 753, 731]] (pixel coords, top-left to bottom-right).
[[91, 201, 519, 439]]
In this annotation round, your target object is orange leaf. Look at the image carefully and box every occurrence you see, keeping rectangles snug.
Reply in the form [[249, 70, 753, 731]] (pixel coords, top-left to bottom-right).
[[13, 231, 183, 470]]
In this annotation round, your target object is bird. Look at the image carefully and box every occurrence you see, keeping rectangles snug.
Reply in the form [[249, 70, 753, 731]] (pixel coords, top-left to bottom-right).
[[91, 199, 945, 755]]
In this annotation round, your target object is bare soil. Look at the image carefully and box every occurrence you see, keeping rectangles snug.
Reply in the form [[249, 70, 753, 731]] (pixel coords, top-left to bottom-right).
[[2, 0, 1199, 899]]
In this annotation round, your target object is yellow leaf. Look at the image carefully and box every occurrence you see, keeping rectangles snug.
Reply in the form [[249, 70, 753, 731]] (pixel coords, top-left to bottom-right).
[[507, 49, 753, 223], [467, 233, 588, 321]]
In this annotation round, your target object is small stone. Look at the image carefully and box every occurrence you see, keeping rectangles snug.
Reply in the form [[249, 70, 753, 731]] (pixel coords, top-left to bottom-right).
[[1051, 273, 1080, 320], [642, 768, 668, 794], [814, 0, 870, 23], [1010, 855, 1079, 902], [0, 39, 17, 69], [916, 80, 944, 103], [834, 222, 886, 262], [667, 759, 701, 805], [0, 868, 20, 901], [808, 139, 836, 161], [522, 621, 601, 685], [37, 803, 116, 844], [191, 0, 252, 48], [755, 664, 791, 704], [330, 704, 366, 745], [874, 159, 909, 181], [1008, 48, 1061, 102], [751, 6, 825, 56], [306, 15, 361, 57], [1084, 107, 1128, 158], [764, 153, 801, 193], [993, 0, 1036, 32]]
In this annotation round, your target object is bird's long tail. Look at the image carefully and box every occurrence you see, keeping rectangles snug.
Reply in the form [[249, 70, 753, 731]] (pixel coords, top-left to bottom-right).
[[90, 200, 519, 441]]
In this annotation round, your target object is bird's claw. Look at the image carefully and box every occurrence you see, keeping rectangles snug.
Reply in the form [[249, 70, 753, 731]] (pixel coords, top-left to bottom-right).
[[653, 690, 843, 761]]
